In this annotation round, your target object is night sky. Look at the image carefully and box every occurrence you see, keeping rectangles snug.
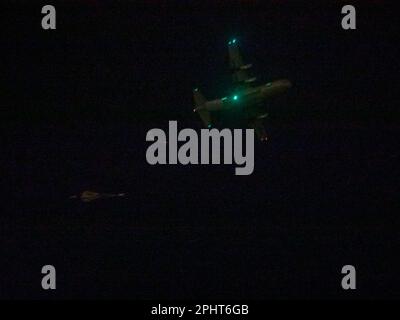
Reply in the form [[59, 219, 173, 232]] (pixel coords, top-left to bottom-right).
[[1, 0, 399, 299]]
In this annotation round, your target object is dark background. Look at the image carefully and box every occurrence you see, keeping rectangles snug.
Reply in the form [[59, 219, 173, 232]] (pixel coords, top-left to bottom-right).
[[1, 0, 399, 299]]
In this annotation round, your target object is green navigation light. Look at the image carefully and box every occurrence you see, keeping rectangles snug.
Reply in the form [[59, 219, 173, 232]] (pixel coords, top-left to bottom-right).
[[233, 95, 238, 100]]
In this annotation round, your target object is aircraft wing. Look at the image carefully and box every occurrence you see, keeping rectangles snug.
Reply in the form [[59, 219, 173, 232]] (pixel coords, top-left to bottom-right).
[[228, 39, 256, 87]]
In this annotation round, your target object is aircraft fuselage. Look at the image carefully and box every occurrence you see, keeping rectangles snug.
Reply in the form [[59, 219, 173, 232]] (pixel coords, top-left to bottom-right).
[[195, 79, 291, 120]]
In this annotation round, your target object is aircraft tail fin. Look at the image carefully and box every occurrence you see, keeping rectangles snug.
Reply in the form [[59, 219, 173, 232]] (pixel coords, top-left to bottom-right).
[[193, 88, 212, 128], [193, 88, 206, 106]]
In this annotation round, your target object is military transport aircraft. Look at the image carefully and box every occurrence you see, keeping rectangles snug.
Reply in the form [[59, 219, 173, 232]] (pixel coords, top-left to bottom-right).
[[193, 38, 291, 141], [69, 190, 126, 202]]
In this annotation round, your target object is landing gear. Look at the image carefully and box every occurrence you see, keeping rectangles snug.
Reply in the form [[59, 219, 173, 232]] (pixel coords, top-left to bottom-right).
[[260, 134, 268, 142]]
